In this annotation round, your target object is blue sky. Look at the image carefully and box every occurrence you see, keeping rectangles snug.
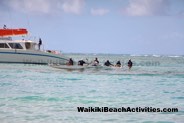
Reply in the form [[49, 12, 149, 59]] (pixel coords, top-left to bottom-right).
[[0, 0, 184, 55]]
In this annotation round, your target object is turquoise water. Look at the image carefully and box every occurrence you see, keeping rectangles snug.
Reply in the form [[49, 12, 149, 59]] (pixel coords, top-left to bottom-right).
[[0, 54, 184, 123]]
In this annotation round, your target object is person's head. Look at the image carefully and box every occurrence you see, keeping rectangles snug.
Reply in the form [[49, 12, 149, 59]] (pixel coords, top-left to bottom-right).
[[95, 57, 98, 60], [107, 60, 109, 62]]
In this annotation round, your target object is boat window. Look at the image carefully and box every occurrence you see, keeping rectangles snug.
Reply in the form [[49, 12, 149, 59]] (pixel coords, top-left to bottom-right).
[[0, 37, 12, 40], [0, 43, 9, 48], [9, 43, 23, 49], [25, 42, 31, 49]]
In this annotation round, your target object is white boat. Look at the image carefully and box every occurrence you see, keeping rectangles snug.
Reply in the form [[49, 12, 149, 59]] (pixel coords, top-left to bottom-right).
[[0, 28, 69, 65]]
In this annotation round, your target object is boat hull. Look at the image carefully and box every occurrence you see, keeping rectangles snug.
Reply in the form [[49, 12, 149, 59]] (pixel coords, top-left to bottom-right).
[[0, 49, 69, 65]]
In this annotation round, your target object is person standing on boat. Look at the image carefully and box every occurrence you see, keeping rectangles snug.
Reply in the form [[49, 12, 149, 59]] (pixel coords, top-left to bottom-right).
[[38, 38, 42, 50], [104, 60, 113, 66], [3, 25, 7, 29], [128, 59, 133, 69]]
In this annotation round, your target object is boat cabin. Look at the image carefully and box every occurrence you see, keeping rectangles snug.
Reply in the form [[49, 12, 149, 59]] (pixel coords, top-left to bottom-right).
[[0, 28, 38, 50], [0, 38, 38, 50]]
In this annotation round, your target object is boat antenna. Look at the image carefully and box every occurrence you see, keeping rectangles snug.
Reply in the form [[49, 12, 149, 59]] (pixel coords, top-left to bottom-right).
[[26, 13, 31, 38]]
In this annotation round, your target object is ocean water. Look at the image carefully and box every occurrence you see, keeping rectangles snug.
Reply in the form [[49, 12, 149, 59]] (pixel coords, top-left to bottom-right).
[[0, 54, 184, 123]]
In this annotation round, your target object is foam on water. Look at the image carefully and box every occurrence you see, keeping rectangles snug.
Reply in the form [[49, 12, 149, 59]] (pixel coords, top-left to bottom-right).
[[0, 54, 184, 123]]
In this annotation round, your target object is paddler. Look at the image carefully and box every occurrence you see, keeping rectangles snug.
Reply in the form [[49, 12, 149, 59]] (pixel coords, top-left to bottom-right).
[[115, 61, 121, 67], [104, 60, 114, 66], [78, 59, 86, 66], [128, 59, 133, 69], [92, 57, 99, 66], [67, 58, 74, 66]]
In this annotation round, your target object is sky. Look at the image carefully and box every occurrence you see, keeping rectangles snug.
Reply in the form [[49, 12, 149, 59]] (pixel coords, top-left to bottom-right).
[[0, 0, 184, 55]]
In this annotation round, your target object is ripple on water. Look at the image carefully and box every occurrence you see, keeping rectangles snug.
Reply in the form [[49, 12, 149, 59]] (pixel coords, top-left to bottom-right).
[[172, 96, 184, 100]]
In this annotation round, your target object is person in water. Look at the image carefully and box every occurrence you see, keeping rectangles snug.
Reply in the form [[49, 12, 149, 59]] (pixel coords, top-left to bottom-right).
[[104, 60, 114, 66], [115, 61, 121, 67], [67, 58, 74, 66], [128, 59, 133, 69], [93, 57, 99, 66], [78, 60, 86, 66]]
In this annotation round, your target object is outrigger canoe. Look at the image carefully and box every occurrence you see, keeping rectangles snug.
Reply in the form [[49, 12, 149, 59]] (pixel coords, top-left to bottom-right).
[[50, 65, 87, 70], [50, 64, 122, 71]]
